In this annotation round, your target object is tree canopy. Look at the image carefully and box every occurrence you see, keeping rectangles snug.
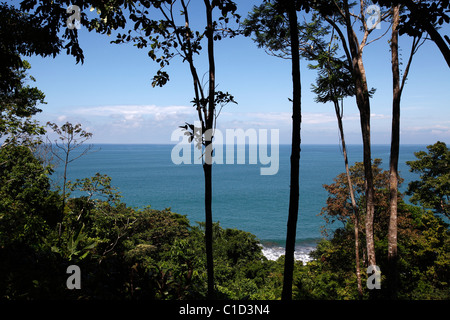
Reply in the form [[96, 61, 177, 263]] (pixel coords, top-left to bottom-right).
[[407, 141, 450, 218]]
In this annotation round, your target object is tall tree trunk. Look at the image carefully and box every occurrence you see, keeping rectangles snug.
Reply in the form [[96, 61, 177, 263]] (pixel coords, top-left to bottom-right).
[[204, 0, 215, 299], [388, 3, 421, 298], [360, 99, 376, 269], [388, 4, 401, 299], [342, 0, 376, 270], [203, 160, 214, 299], [333, 99, 363, 298], [282, 0, 301, 301]]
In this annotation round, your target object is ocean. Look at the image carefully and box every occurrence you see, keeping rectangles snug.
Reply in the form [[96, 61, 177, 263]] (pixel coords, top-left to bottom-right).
[[51, 144, 424, 262]]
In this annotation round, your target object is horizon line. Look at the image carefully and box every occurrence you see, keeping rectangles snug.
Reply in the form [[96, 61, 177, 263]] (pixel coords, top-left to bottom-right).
[[81, 142, 433, 146]]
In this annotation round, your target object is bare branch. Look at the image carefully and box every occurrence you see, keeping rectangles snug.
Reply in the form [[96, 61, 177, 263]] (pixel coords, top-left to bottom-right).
[[365, 21, 393, 47], [400, 34, 425, 93]]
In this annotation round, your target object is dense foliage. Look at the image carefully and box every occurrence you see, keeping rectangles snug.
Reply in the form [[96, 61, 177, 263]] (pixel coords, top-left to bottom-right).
[[295, 155, 449, 299], [0, 141, 448, 300], [406, 141, 449, 218], [0, 143, 281, 299]]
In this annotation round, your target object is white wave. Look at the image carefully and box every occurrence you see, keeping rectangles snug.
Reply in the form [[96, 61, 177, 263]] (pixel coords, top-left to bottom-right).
[[261, 245, 314, 264]]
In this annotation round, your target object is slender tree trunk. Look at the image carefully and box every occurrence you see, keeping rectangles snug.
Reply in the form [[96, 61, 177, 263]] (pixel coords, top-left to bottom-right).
[[204, 0, 215, 299], [342, 0, 376, 270], [333, 99, 363, 298], [282, 1, 301, 301], [62, 151, 69, 211], [58, 150, 70, 239], [388, 5, 401, 299], [360, 100, 376, 269], [203, 160, 214, 299], [388, 4, 420, 298], [180, 0, 215, 298]]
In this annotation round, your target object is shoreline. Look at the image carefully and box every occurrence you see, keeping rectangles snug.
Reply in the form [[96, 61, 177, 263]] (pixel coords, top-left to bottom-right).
[[260, 240, 319, 264]]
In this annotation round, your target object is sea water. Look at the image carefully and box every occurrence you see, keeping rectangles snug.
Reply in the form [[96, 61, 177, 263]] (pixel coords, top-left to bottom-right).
[[50, 144, 424, 262]]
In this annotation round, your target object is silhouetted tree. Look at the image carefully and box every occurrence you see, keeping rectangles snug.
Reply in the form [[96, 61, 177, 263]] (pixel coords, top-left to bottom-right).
[[0, 2, 64, 93], [244, 0, 318, 299], [374, 0, 450, 68]]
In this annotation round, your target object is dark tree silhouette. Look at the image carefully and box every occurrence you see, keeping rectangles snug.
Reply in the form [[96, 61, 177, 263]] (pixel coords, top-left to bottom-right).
[[374, 0, 450, 68], [244, 0, 316, 300]]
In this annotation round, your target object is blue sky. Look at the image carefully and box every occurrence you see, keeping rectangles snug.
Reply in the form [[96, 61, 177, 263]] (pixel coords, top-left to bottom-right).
[[19, 0, 450, 144]]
